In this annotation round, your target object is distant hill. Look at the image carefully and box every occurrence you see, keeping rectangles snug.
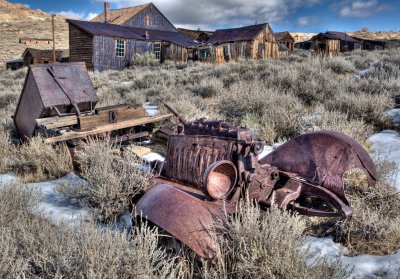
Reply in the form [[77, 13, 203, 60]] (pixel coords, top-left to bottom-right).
[[0, 0, 69, 68], [348, 31, 400, 48]]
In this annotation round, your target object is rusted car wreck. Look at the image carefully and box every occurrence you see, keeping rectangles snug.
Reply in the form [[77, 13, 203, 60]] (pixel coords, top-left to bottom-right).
[[13, 63, 377, 261], [136, 104, 377, 260]]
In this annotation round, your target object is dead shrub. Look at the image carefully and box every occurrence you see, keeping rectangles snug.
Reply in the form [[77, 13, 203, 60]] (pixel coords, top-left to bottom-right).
[[0, 183, 181, 278], [0, 127, 13, 173], [58, 138, 151, 222], [7, 137, 73, 182], [307, 157, 400, 256], [324, 57, 357, 74], [195, 200, 349, 279]]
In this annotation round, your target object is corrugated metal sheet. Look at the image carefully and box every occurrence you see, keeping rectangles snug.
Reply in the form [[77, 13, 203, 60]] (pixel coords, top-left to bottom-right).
[[207, 23, 268, 44], [67, 19, 199, 47]]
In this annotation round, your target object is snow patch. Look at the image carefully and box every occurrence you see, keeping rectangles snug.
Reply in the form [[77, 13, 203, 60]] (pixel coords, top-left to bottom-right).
[[0, 172, 90, 226], [305, 236, 400, 278], [368, 130, 400, 190]]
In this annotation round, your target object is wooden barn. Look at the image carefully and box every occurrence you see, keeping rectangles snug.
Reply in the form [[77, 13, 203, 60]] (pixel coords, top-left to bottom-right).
[[91, 2, 176, 32], [206, 23, 279, 64], [22, 48, 69, 66], [312, 31, 362, 57], [177, 28, 214, 42], [67, 19, 198, 71], [274, 32, 295, 53]]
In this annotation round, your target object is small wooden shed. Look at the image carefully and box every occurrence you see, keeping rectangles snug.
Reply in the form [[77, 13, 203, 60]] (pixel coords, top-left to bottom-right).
[[278, 43, 289, 58], [352, 37, 386, 51], [206, 23, 279, 64], [22, 48, 69, 66], [312, 32, 362, 57], [14, 62, 98, 140], [6, 58, 24, 70], [274, 32, 295, 53]]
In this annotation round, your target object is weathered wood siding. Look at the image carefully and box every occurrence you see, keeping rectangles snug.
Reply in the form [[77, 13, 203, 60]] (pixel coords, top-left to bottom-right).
[[124, 5, 176, 32], [69, 24, 93, 69], [161, 43, 188, 63], [211, 26, 278, 64], [313, 39, 340, 57], [93, 36, 153, 71]]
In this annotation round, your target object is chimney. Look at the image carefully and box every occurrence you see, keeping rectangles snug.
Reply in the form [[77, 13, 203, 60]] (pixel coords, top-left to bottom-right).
[[104, 2, 110, 23], [145, 30, 149, 40]]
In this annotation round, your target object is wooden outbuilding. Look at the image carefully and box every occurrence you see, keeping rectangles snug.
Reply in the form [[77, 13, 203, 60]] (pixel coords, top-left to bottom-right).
[[68, 19, 198, 71], [177, 28, 214, 42], [14, 62, 98, 140], [22, 48, 69, 66], [6, 58, 24, 70], [278, 44, 289, 58], [274, 32, 295, 53], [312, 31, 362, 57], [206, 23, 279, 64], [352, 37, 386, 51]]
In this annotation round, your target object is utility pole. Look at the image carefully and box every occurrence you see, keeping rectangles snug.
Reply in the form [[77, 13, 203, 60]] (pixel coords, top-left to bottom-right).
[[52, 14, 56, 63]]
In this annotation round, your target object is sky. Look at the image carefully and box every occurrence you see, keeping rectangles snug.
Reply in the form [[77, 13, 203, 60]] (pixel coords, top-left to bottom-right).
[[9, 0, 400, 32]]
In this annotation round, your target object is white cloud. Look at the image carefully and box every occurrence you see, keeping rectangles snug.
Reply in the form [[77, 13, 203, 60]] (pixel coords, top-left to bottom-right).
[[92, 0, 322, 29], [85, 12, 98, 20], [333, 0, 390, 18], [53, 10, 86, 19], [52, 10, 98, 20], [297, 16, 320, 27]]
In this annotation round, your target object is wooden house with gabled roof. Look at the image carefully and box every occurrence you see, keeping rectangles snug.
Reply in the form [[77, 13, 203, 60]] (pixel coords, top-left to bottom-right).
[[90, 2, 176, 32], [68, 19, 198, 71], [274, 32, 295, 54], [206, 23, 278, 64]]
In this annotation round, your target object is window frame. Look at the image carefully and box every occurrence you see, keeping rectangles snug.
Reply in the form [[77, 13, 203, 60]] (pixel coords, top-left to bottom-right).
[[115, 39, 126, 58], [145, 15, 150, 26], [153, 42, 161, 60]]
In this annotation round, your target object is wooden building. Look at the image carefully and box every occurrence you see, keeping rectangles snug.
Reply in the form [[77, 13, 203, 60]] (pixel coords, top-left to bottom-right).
[[278, 44, 289, 58], [274, 32, 295, 53], [19, 38, 53, 45], [206, 23, 279, 64], [67, 19, 198, 71], [6, 58, 24, 70], [177, 28, 213, 42], [22, 48, 69, 66], [352, 37, 386, 51], [91, 2, 176, 32], [312, 31, 362, 57]]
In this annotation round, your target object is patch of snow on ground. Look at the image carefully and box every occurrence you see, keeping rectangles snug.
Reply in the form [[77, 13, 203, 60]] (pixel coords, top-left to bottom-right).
[[0, 172, 90, 225], [305, 236, 400, 278], [384, 109, 400, 128], [368, 130, 400, 191]]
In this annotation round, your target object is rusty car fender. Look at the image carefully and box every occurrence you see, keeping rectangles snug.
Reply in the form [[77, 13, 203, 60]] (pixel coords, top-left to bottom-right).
[[135, 183, 233, 260]]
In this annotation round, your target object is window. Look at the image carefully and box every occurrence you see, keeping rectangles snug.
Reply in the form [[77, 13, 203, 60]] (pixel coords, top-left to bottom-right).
[[145, 15, 150, 26], [115, 39, 125, 57], [154, 43, 161, 60]]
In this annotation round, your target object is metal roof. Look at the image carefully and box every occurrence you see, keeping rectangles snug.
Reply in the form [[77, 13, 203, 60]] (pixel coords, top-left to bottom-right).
[[67, 19, 199, 47], [207, 23, 269, 44], [313, 31, 361, 43]]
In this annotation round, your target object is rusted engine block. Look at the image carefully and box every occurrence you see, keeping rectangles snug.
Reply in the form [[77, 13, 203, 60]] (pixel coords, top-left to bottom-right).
[[136, 104, 377, 260]]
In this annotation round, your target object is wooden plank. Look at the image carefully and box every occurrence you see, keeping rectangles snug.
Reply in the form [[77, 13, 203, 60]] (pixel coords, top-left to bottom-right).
[[78, 107, 147, 130], [44, 114, 173, 144], [36, 115, 78, 129], [110, 131, 149, 143]]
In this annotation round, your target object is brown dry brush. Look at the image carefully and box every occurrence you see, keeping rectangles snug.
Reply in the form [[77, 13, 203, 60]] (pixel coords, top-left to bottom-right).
[[0, 183, 183, 279], [56, 137, 152, 222]]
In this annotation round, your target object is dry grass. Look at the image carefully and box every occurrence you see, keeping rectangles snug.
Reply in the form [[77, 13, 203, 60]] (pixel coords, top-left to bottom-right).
[[6, 137, 73, 182], [187, 200, 350, 279], [57, 137, 152, 222], [0, 182, 181, 278], [307, 157, 400, 256]]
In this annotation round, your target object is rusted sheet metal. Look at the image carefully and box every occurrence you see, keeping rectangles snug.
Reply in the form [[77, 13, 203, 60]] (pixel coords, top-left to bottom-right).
[[259, 130, 377, 204], [164, 135, 236, 188], [136, 184, 234, 259]]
